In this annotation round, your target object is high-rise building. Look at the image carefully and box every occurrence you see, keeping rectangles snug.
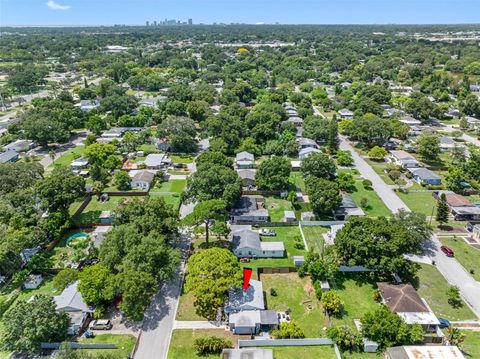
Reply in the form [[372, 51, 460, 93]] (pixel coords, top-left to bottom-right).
[[153, 20, 157, 26], [188, 19, 193, 25], [146, 21, 149, 26]]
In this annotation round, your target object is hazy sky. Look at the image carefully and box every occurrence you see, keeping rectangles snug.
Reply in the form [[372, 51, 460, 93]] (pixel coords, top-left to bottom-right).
[[1, 0, 479, 26]]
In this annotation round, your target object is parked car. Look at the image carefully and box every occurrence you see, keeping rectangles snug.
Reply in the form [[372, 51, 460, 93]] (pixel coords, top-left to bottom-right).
[[259, 229, 276, 236], [441, 245, 454, 257], [437, 317, 450, 329], [89, 319, 112, 330]]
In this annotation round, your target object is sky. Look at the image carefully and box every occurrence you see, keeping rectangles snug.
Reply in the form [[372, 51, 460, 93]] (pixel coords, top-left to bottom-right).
[[1, 0, 479, 26]]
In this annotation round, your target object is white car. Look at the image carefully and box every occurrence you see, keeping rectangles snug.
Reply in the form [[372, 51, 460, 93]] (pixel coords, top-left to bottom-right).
[[259, 229, 276, 236]]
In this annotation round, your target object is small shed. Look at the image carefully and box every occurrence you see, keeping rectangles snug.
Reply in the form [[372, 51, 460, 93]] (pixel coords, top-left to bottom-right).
[[293, 256, 305, 267], [320, 280, 331, 292], [363, 338, 379, 353], [301, 212, 315, 221], [284, 210, 296, 223], [24, 274, 43, 289], [99, 211, 113, 224]]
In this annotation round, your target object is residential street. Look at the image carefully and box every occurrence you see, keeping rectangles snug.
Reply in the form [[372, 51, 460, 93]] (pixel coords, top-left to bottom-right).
[[342, 135, 480, 319], [339, 136, 410, 213], [134, 234, 190, 359]]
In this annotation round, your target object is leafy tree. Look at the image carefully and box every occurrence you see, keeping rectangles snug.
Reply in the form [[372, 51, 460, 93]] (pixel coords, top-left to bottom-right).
[[183, 199, 228, 247], [1, 295, 68, 353], [100, 93, 138, 118], [301, 153, 337, 180], [446, 285, 462, 308], [271, 322, 305, 339], [321, 290, 344, 315], [368, 146, 388, 161], [118, 269, 157, 321], [436, 193, 449, 227], [7, 64, 48, 93], [415, 134, 440, 160], [53, 268, 78, 291], [306, 177, 342, 216], [84, 143, 116, 167], [348, 114, 391, 147], [445, 326, 466, 346], [184, 165, 242, 208], [113, 171, 131, 190], [303, 116, 329, 143], [255, 156, 291, 191], [196, 151, 233, 170], [445, 167, 466, 193], [336, 172, 355, 192], [361, 306, 424, 349], [328, 118, 339, 152], [78, 263, 116, 306], [85, 114, 108, 136], [184, 248, 242, 319], [0, 162, 44, 195], [327, 325, 362, 352], [336, 150, 354, 167]]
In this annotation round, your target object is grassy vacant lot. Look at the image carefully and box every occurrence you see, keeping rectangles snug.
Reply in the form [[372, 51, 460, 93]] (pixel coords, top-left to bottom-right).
[[261, 273, 328, 337], [440, 237, 480, 281], [265, 197, 294, 222], [462, 330, 480, 358], [264, 346, 337, 359], [332, 273, 380, 329], [397, 191, 436, 216], [74, 196, 129, 225], [301, 225, 328, 253], [167, 329, 243, 359], [48, 145, 86, 170], [414, 264, 476, 321], [176, 291, 206, 321], [78, 334, 136, 358], [349, 179, 391, 218], [243, 226, 306, 269]]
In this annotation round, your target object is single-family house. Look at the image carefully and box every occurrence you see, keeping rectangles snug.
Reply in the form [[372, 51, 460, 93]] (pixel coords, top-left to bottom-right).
[[236, 152, 254, 169], [79, 100, 100, 112], [145, 153, 171, 169], [377, 282, 440, 332], [0, 150, 19, 163], [4, 139, 34, 153], [472, 224, 480, 241], [408, 168, 441, 186], [385, 346, 464, 359], [24, 274, 43, 289], [232, 229, 284, 258], [54, 281, 93, 335], [450, 206, 480, 221], [297, 137, 319, 149], [465, 116, 480, 130], [390, 150, 419, 168], [237, 169, 256, 188], [286, 116, 303, 127], [225, 279, 265, 314], [156, 138, 171, 152], [338, 108, 354, 119], [228, 310, 278, 335], [101, 128, 126, 139], [230, 196, 269, 224], [71, 157, 89, 171], [299, 147, 321, 159], [438, 136, 459, 152], [399, 115, 421, 126], [130, 170, 155, 191], [333, 194, 365, 221], [222, 348, 273, 359], [20, 247, 40, 265]]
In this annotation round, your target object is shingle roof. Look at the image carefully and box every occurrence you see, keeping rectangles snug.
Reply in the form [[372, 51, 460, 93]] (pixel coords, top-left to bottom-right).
[[377, 282, 428, 313], [226, 279, 265, 313], [233, 229, 261, 251], [236, 151, 254, 162], [410, 168, 441, 181], [133, 170, 155, 183], [54, 281, 92, 313]]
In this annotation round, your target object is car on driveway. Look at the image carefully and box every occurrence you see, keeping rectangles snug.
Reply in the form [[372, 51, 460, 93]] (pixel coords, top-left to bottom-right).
[[259, 229, 276, 236], [89, 319, 112, 330], [441, 245, 454, 257], [437, 317, 451, 329]]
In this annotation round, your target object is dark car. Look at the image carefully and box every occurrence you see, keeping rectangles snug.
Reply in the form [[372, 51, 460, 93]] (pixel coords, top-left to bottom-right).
[[441, 245, 454, 257], [437, 317, 450, 328]]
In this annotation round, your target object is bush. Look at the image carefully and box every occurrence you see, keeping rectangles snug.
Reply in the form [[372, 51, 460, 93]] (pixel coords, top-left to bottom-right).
[[53, 268, 78, 291], [321, 290, 344, 316], [362, 179, 372, 188], [270, 288, 277, 296], [271, 321, 305, 339], [327, 325, 362, 352], [294, 242, 305, 250], [194, 336, 232, 355], [360, 197, 369, 209], [388, 170, 402, 181]]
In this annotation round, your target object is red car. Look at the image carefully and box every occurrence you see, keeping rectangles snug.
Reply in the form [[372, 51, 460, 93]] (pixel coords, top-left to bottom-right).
[[441, 245, 454, 257]]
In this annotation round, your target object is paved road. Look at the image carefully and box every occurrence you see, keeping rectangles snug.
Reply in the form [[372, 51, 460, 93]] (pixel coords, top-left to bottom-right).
[[134, 234, 191, 359], [423, 236, 480, 319], [440, 124, 480, 146], [38, 134, 87, 169], [339, 136, 410, 213]]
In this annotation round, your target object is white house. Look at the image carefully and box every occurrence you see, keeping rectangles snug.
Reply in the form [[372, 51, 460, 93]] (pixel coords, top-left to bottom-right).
[[225, 279, 265, 314], [130, 170, 155, 191], [144, 153, 171, 169], [390, 150, 420, 168], [232, 229, 284, 258], [71, 157, 89, 171], [3, 139, 34, 153]]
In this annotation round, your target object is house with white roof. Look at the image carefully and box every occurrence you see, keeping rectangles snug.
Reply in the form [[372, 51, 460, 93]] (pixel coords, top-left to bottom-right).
[[232, 229, 284, 258], [144, 153, 171, 169], [236, 151, 254, 169], [54, 281, 93, 335], [299, 147, 321, 159]]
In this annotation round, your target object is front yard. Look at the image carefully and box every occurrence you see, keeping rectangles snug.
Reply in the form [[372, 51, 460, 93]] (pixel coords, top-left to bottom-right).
[[261, 272, 328, 337], [461, 330, 480, 358], [48, 144, 86, 171], [397, 191, 437, 216], [414, 264, 476, 321], [78, 334, 136, 358], [349, 179, 391, 218], [439, 237, 480, 281]]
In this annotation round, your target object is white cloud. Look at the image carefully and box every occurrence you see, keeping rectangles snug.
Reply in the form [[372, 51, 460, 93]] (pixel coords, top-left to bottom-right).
[[46, 0, 71, 10]]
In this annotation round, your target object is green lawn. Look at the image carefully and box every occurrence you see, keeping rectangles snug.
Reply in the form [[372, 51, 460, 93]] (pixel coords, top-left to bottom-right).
[[397, 191, 437, 216], [265, 197, 295, 222], [364, 158, 395, 185], [289, 172, 306, 192], [242, 226, 306, 269], [74, 196, 128, 225], [78, 334, 136, 358], [414, 264, 476, 321], [349, 180, 391, 218], [170, 154, 195, 164], [332, 273, 380, 329], [261, 273, 328, 337], [176, 291, 207, 321], [462, 330, 480, 358], [264, 346, 337, 359], [152, 179, 187, 194], [301, 225, 328, 253], [439, 237, 480, 281], [168, 329, 243, 359], [341, 352, 379, 359], [48, 145, 86, 170]]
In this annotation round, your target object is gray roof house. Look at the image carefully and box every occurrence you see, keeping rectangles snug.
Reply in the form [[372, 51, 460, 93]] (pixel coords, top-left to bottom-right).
[[236, 151, 254, 169], [297, 137, 319, 149], [286, 116, 304, 127], [230, 196, 269, 224], [390, 150, 420, 168], [333, 194, 365, 220], [144, 153, 171, 169], [299, 147, 321, 159], [4, 139, 34, 153], [228, 310, 278, 335], [225, 279, 265, 314], [338, 108, 354, 119], [0, 150, 19, 164], [408, 168, 441, 185], [237, 169, 256, 187], [54, 281, 92, 335], [232, 229, 284, 258]]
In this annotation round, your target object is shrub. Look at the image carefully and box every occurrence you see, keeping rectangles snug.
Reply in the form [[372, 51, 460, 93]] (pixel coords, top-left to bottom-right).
[[294, 242, 305, 250], [53, 268, 78, 291], [388, 170, 402, 181], [194, 336, 232, 355], [321, 290, 344, 316], [327, 325, 362, 351], [362, 179, 372, 188], [270, 288, 277, 296], [271, 321, 305, 339]]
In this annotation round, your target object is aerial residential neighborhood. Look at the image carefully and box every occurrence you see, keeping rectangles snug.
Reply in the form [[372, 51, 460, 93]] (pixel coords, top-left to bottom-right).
[[1, 3, 480, 359]]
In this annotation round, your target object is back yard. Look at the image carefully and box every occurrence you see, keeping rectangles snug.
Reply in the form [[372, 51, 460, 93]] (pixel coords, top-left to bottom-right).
[[301, 225, 328, 253]]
